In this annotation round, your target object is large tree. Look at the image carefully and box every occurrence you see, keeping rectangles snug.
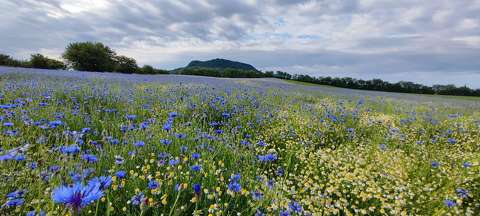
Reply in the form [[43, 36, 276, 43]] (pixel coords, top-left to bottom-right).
[[114, 55, 138, 74], [62, 42, 117, 72]]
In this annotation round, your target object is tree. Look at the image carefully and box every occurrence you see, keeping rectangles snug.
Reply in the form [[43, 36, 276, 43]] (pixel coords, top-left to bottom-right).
[[139, 65, 154, 74], [114, 55, 138, 73], [30, 54, 65, 69], [63, 42, 116, 72]]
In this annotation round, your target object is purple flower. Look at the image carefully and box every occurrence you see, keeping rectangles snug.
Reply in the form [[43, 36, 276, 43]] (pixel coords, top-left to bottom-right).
[[148, 179, 159, 189], [134, 141, 145, 147], [130, 192, 145, 206], [444, 199, 456, 208], [160, 139, 172, 146], [51, 182, 103, 211], [60, 145, 81, 155], [257, 153, 277, 163], [191, 152, 201, 160], [289, 201, 303, 213], [456, 188, 469, 198], [169, 159, 180, 166], [228, 182, 241, 192], [193, 183, 201, 194], [88, 176, 112, 190], [82, 154, 98, 163], [191, 165, 202, 172], [116, 170, 127, 179], [431, 161, 440, 168]]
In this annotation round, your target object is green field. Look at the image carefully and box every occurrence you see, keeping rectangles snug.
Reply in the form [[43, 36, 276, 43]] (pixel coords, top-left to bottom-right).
[[0, 72, 479, 215]]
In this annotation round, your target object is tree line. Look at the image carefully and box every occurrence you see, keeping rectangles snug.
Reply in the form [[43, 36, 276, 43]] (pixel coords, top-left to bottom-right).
[[0, 42, 168, 74], [266, 71, 480, 97]]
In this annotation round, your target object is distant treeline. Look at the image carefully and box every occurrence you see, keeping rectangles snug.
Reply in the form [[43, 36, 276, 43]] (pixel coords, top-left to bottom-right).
[[0, 53, 66, 70], [267, 71, 480, 97], [0, 42, 168, 74]]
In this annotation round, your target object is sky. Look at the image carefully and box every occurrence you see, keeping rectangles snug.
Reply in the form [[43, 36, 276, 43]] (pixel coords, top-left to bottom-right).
[[1, 0, 480, 87]]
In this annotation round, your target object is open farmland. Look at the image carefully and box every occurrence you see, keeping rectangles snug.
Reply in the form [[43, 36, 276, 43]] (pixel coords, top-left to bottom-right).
[[0, 68, 479, 215]]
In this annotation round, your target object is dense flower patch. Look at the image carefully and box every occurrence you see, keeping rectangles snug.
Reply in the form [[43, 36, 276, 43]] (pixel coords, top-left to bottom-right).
[[0, 73, 479, 215]]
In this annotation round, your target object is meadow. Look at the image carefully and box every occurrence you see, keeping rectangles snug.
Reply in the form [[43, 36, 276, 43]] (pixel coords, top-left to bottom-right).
[[0, 69, 479, 215]]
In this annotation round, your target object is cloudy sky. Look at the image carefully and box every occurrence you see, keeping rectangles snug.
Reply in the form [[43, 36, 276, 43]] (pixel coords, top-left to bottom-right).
[[1, 0, 480, 87]]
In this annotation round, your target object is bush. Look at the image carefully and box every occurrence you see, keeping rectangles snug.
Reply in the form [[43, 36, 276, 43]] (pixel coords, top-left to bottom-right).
[[30, 54, 66, 70]]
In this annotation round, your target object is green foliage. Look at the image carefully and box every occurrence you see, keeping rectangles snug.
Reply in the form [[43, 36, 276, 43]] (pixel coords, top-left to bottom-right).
[[114, 55, 138, 74], [0, 54, 30, 68], [62, 42, 117, 72], [30, 54, 66, 70]]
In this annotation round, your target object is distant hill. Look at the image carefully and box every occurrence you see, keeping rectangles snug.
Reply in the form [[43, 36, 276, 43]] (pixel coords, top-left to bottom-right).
[[185, 58, 258, 71], [170, 58, 265, 78]]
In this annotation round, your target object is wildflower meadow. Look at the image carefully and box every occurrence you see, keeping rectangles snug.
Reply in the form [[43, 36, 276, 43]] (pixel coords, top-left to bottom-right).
[[0, 71, 479, 215]]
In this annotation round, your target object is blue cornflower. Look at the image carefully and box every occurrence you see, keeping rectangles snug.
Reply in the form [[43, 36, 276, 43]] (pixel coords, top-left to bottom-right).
[[29, 162, 38, 169], [191, 165, 202, 172], [191, 152, 201, 160], [276, 167, 285, 176], [257, 153, 277, 163], [240, 140, 250, 146], [231, 173, 241, 182], [27, 209, 46, 216], [126, 114, 137, 121], [215, 129, 223, 134], [82, 154, 98, 163], [193, 183, 201, 194], [6, 189, 26, 199], [444, 199, 456, 208], [4, 198, 24, 207], [3, 122, 14, 127], [228, 182, 242, 193], [51, 182, 104, 211], [379, 144, 387, 151], [169, 159, 180, 166], [180, 146, 188, 152], [463, 162, 472, 168], [176, 133, 186, 139], [115, 156, 124, 165], [134, 141, 145, 147], [49, 120, 63, 128], [279, 210, 291, 216], [168, 112, 178, 118], [130, 192, 145, 206], [163, 122, 172, 131], [222, 112, 230, 118], [257, 140, 267, 147], [252, 191, 263, 200], [431, 161, 440, 168], [148, 179, 159, 189], [160, 139, 172, 146], [116, 170, 127, 179], [289, 201, 303, 213], [456, 188, 469, 198], [81, 128, 91, 133], [447, 138, 457, 144], [60, 145, 81, 155], [88, 176, 112, 190]]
